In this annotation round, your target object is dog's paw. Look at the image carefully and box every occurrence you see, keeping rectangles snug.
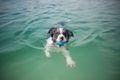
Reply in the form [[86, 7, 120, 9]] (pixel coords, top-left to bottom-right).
[[45, 52, 51, 58], [66, 59, 76, 67]]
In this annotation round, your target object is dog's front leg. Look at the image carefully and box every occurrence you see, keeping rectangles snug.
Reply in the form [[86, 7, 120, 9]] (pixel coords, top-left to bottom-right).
[[45, 37, 53, 58], [45, 44, 51, 58], [61, 48, 76, 67]]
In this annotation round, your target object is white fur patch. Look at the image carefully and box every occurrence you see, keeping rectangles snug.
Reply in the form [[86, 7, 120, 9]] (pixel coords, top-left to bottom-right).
[[56, 28, 66, 42]]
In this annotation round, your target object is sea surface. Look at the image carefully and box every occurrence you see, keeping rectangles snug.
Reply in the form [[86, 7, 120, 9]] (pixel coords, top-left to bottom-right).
[[0, 0, 120, 80]]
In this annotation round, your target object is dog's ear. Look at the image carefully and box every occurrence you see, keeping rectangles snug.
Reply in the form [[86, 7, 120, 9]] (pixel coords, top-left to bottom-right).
[[67, 30, 74, 37], [48, 27, 56, 37]]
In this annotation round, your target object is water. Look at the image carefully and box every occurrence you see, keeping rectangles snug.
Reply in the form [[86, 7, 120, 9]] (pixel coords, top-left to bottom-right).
[[0, 0, 120, 80]]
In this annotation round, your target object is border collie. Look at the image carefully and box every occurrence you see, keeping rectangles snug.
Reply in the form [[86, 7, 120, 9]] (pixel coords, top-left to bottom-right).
[[45, 24, 76, 67]]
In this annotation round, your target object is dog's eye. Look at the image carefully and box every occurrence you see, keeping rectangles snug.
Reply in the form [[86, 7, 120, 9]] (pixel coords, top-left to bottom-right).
[[63, 32, 66, 35]]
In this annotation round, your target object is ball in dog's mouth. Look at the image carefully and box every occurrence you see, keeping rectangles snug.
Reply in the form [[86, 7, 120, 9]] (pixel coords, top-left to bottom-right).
[[56, 41, 65, 46]]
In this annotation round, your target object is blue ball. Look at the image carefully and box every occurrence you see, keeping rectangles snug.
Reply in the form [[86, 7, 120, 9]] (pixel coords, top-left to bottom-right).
[[56, 41, 65, 46]]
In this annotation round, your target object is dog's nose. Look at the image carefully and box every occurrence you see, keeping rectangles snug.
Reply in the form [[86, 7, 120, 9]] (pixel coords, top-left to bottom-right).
[[60, 36, 64, 41]]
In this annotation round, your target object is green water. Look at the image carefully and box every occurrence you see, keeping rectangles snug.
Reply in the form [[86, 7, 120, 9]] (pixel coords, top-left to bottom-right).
[[0, 0, 120, 80]]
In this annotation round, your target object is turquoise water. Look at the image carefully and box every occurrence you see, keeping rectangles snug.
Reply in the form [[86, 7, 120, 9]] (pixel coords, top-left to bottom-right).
[[0, 0, 120, 80]]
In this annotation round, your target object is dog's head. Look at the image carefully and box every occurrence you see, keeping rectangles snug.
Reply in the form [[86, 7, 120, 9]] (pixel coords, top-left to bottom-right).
[[48, 27, 74, 43]]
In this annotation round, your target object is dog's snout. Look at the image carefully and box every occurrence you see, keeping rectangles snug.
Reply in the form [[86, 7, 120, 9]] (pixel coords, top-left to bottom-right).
[[60, 36, 64, 41]]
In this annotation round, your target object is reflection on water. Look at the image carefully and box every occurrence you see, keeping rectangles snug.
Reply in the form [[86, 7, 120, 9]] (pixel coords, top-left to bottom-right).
[[0, 0, 120, 80]]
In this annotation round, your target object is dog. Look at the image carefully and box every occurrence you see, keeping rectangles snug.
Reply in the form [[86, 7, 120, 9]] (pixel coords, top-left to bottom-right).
[[45, 24, 76, 67]]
